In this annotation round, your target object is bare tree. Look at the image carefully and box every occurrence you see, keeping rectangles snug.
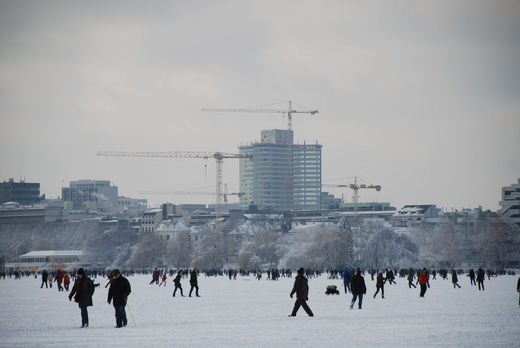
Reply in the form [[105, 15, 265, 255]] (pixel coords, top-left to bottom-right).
[[128, 234, 166, 269]]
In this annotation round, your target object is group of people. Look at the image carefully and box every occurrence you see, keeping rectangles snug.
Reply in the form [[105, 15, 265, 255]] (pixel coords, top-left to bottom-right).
[[67, 268, 131, 328], [40, 269, 72, 291]]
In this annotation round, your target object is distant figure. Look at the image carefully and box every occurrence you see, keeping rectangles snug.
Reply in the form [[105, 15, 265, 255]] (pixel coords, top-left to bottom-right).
[[417, 268, 429, 297], [40, 270, 49, 288], [350, 268, 367, 309], [159, 272, 167, 287], [386, 269, 396, 285], [342, 268, 352, 294], [373, 270, 386, 299], [408, 268, 417, 288], [68, 268, 95, 328], [189, 268, 200, 297], [55, 270, 64, 291], [468, 269, 476, 286], [477, 268, 485, 291], [289, 267, 313, 317], [517, 277, 520, 307], [451, 269, 461, 288], [107, 269, 131, 328], [63, 271, 71, 291], [150, 267, 159, 285], [173, 271, 184, 297], [256, 270, 262, 280]]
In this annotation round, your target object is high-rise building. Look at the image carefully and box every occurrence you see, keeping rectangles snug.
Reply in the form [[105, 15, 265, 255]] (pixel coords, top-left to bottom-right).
[[239, 129, 321, 211], [0, 178, 41, 205], [62, 180, 118, 211]]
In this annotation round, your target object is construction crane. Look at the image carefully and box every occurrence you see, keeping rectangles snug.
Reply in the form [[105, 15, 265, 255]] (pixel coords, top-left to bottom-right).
[[323, 176, 381, 216], [201, 100, 318, 131], [97, 150, 252, 232]]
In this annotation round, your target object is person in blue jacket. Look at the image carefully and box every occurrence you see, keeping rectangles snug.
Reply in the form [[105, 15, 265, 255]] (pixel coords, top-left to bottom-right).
[[342, 268, 352, 294]]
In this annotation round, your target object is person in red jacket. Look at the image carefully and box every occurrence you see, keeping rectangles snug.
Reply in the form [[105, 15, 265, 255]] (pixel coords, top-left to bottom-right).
[[417, 268, 429, 297], [55, 269, 64, 292], [63, 271, 71, 291]]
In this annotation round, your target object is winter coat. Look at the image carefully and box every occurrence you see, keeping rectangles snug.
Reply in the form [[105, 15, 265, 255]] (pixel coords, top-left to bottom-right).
[[451, 271, 458, 283], [69, 276, 95, 307], [190, 270, 198, 285], [407, 269, 415, 282], [290, 274, 309, 301], [41, 271, 48, 281], [108, 275, 131, 307], [376, 273, 385, 288], [418, 271, 429, 285], [174, 274, 182, 286], [469, 269, 475, 279], [342, 269, 351, 284], [350, 272, 367, 295], [477, 269, 485, 282]]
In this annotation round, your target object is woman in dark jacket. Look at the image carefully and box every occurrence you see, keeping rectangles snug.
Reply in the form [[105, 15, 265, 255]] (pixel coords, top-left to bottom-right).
[[289, 268, 313, 317], [189, 268, 200, 297], [173, 271, 184, 297], [69, 268, 95, 328], [373, 270, 386, 298]]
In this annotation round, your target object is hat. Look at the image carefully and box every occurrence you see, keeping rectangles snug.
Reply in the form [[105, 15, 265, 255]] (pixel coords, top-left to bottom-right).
[[77, 268, 85, 275], [297, 267, 304, 274], [112, 269, 120, 276]]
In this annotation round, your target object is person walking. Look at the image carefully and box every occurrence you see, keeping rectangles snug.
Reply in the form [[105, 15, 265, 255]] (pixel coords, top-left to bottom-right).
[[386, 269, 396, 285], [407, 268, 417, 288], [451, 269, 461, 288], [350, 268, 367, 309], [517, 276, 520, 307], [55, 270, 64, 291], [417, 268, 429, 297], [373, 270, 386, 299], [468, 269, 477, 286], [40, 270, 49, 288], [107, 269, 131, 328], [159, 272, 167, 287], [289, 267, 313, 317], [172, 271, 184, 297], [342, 268, 352, 294], [63, 271, 71, 291], [68, 268, 95, 328], [189, 268, 200, 297], [477, 268, 485, 291]]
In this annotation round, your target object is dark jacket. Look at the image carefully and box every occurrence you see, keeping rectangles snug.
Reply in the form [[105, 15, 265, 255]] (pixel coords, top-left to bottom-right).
[[451, 271, 458, 283], [290, 274, 309, 301], [477, 269, 485, 282], [376, 273, 386, 287], [350, 272, 366, 295], [174, 273, 182, 286], [69, 276, 95, 307], [108, 275, 131, 307], [190, 270, 198, 285]]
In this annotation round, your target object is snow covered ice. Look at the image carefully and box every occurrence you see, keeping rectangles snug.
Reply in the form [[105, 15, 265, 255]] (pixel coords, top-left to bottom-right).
[[1, 273, 519, 347]]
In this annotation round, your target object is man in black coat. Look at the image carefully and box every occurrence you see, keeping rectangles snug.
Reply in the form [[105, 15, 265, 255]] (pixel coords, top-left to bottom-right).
[[350, 268, 367, 309], [68, 268, 95, 328], [107, 269, 131, 328], [189, 268, 200, 297], [289, 268, 314, 317]]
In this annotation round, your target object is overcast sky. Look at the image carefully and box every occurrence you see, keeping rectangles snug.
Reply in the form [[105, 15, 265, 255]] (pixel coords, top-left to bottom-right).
[[1, 0, 519, 211]]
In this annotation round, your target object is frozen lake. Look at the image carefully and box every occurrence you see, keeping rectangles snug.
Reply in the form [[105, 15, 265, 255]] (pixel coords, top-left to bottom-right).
[[1, 272, 518, 347]]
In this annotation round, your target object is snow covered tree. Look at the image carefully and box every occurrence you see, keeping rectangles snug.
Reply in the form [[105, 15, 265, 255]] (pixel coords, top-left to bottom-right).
[[128, 234, 166, 269], [472, 221, 519, 268], [192, 231, 226, 270], [166, 231, 193, 268]]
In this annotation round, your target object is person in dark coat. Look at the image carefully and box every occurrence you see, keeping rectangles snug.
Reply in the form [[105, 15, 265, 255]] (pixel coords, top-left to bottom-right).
[[517, 276, 520, 307], [468, 269, 476, 286], [189, 268, 200, 297], [477, 268, 485, 291], [289, 267, 313, 317], [350, 268, 367, 309], [40, 270, 49, 288], [173, 271, 184, 297], [407, 268, 417, 288], [373, 270, 386, 298], [451, 269, 461, 288], [68, 268, 95, 328], [107, 269, 131, 328]]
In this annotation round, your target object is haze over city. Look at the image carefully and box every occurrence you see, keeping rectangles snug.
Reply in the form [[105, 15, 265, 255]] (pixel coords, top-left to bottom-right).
[[1, 1, 519, 210]]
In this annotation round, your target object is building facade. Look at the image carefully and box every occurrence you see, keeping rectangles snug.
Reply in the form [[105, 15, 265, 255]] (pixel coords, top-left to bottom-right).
[[498, 178, 520, 229], [62, 180, 118, 211], [0, 178, 41, 205], [239, 129, 321, 211]]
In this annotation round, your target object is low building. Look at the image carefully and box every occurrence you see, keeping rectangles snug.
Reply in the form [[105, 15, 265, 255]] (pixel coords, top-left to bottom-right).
[[0, 178, 41, 205], [5, 250, 83, 272], [0, 202, 63, 224], [391, 205, 439, 227]]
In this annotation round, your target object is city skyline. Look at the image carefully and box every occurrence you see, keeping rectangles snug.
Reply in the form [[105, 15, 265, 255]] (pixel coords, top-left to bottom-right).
[[1, 1, 519, 211]]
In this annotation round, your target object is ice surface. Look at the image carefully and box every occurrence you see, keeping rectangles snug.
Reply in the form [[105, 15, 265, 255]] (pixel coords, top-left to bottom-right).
[[1, 273, 518, 347]]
